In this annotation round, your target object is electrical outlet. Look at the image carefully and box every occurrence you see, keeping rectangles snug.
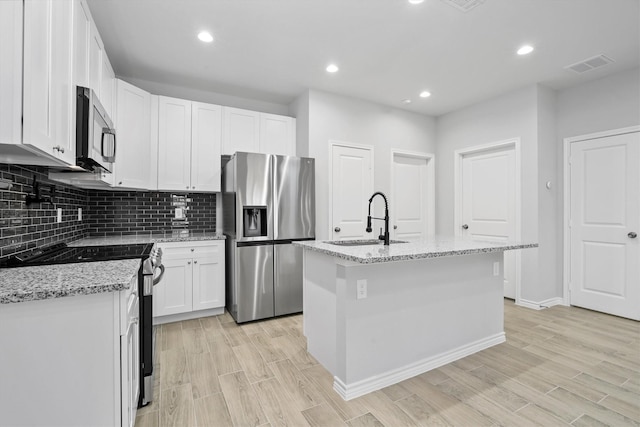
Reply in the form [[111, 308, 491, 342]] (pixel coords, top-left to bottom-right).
[[356, 279, 367, 300], [78, 208, 82, 221], [57, 208, 62, 223], [175, 207, 184, 219], [493, 261, 500, 276]]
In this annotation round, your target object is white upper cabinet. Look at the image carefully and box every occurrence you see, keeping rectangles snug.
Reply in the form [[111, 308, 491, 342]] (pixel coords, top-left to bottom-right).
[[20, 0, 75, 165], [222, 107, 260, 155], [158, 96, 192, 191], [260, 113, 296, 156], [88, 17, 103, 98], [157, 96, 221, 192], [191, 102, 222, 192], [0, 1, 23, 144], [222, 106, 296, 156], [72, 0, 90, 88], [100, 56, 116, 120], [114, 79, 158, 190]]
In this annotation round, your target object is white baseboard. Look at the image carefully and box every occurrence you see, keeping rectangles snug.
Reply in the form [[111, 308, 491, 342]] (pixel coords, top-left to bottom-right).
[[152, 307, 224, 325], [332, 332, 506, 401], [517, 297, 565, 310]]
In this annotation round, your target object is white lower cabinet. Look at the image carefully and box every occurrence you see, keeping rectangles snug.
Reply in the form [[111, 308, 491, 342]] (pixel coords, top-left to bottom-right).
[[0, 274, 139, 426], [153, 240, 225, 321]]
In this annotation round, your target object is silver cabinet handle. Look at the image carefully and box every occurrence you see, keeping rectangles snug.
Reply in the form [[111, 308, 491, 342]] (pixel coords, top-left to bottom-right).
[[194, 260, 198, 264], [188, 261, 191, 265], [334, 227, 341, 232], [393, 225, 398, 230], [186, 186, 189, 189], [191, 248, 194, 252], [53, 145, 65, 153], [629, 232, 637, 239], [462, 224, 469, 230]]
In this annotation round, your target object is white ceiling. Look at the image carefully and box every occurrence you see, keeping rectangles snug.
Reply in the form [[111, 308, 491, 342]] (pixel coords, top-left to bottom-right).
[[87, 0, 639, 116]]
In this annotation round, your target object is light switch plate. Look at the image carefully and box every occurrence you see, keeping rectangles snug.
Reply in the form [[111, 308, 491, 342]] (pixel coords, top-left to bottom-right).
[[493, 261, 500, 276], [78, 208, 82, 221], [57, 208, 62, 223]]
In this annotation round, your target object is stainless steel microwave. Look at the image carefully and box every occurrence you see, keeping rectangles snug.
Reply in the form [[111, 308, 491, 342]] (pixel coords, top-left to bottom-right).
[[76, 86, 116, 172]]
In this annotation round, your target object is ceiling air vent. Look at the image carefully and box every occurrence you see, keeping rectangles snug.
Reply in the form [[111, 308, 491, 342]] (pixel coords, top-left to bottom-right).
[[565, 54, 615, 74], [441, 0, 485, 12]]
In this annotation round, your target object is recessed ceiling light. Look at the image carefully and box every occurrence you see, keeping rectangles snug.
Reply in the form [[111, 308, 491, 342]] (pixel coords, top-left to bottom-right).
[[402, 99, 412, 104], [326, 64, 339, 73], [408, 0, 425, 4], [419, 91, 431, 98], [517, 45, 534, 55], [198, 31, 214, 43]]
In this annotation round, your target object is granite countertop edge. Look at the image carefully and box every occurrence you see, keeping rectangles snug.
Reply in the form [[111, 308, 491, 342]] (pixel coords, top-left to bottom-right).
[[0, 259, 141, 305], [69, 232, 225, 246], [293, 240, 539, 264]]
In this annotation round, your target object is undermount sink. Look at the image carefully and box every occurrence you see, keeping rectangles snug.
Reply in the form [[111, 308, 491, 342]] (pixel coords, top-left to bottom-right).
[[326, 239, 408, 247]]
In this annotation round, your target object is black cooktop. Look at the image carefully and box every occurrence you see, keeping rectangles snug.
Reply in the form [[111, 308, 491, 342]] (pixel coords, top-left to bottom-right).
[[1, 242, 154, 268]]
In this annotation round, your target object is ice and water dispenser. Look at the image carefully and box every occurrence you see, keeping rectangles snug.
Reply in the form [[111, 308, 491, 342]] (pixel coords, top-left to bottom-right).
[[243, 206, 267, 237]]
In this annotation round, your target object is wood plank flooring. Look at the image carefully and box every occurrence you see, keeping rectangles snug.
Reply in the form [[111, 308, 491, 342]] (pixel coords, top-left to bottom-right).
[[136, 301, 640, 426]]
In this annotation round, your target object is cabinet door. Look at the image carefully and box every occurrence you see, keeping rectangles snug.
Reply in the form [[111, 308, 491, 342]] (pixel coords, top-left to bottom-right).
[[158, 96, 192, 191], [88, 19, 103, 97], [153, 257, 193, 317], [191, 102, 222, 192], [222, 107, 260, 155], [259, 113, 295, 156], [72, 0, 91, 88], [115, 80, 156, 189], [192, 248, 225, 311], [100, 56, 115, 120], [23, 0, 74, 163], [121, 314, 139, 427], [0, 1, 22, 144]]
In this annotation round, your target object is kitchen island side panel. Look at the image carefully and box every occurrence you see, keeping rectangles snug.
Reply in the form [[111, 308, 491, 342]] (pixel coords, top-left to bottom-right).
[[302, 249, 505, 399]]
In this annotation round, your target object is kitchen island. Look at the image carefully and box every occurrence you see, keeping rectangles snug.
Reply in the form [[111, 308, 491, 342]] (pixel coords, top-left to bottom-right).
[[294, 237, 537, 400]]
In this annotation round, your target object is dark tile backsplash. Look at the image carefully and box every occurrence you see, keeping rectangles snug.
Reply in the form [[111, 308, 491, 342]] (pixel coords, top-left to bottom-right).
[[85, 191, 216, 236], [0, 164, 216, 261]]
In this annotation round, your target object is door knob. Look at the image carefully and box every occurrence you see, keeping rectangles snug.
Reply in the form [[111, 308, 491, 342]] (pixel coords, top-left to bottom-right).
[[629, 232, 637, 239], [462, 224, 469, 230], [334, 227, 341, 232]]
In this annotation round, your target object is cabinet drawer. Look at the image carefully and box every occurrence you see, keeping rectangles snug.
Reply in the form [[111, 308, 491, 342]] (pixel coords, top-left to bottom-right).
[[158, 241, 223, 258]]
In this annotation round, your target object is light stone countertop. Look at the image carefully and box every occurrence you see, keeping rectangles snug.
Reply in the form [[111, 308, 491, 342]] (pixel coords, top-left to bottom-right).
[[69, 231, 225, 246], [0, 259, 140, 304], [293, 237, 538, 264]]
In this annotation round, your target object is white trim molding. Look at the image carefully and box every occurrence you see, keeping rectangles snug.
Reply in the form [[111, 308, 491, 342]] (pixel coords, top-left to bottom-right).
[[517, 297, 566, 311], [333, 332, 505, 401], [389, 149, 436, 237], [562, 125, 640, 306]]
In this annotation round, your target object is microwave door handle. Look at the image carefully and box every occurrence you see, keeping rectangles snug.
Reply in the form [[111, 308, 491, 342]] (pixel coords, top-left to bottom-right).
[[101, 129, 116, 160]]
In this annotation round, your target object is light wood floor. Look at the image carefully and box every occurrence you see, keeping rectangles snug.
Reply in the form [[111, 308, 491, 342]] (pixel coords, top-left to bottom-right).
[[136, 301, 640, 427]]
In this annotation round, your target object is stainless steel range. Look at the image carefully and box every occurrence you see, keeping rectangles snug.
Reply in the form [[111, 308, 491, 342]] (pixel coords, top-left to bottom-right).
[[0, 242, 164, 408]]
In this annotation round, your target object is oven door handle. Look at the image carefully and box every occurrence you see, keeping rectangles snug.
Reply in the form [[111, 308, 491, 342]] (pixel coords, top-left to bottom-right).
[[152, 264, 165, 285]]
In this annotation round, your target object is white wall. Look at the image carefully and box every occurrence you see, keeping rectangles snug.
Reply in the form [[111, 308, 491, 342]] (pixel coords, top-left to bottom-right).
[[536, 85, 559, 301], [289, 90, 310, 157], [123, 76, 290, 115], [304, 90, 437, 240], [435, 85, 541, 302]]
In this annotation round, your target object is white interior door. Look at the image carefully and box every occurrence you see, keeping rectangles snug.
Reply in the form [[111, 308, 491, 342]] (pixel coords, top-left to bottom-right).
[[330, 144, 373, 240], [569, 131, 639, 320], [391, 152, 434, 240], [460, 146, 517, 299]]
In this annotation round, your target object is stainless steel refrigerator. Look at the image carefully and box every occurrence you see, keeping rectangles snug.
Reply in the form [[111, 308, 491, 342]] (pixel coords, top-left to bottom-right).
[[222, 152, 315, 323]]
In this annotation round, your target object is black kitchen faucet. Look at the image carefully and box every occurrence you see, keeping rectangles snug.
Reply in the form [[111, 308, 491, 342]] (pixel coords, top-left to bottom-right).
[[366, 191, 390, 245]]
